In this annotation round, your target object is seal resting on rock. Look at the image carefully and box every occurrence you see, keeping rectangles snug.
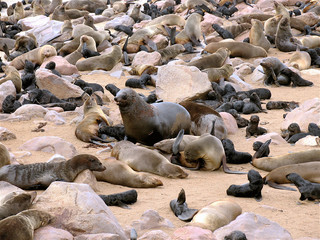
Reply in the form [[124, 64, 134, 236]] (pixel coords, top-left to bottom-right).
[[114, 88, 191, 145]]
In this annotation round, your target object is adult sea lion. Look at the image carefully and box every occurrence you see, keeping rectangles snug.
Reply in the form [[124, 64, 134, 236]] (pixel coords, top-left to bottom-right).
[[176, 13, 203, 46], [157, 44, 185, 64], [252, 149, 320, 171], [0, 209, 52, 240], [111, 140, 188, 178], [0, 154, 106, 189], [170, 188, 198, 221], [93, 157, 163, 188], [225, 23, 252, 38], [0, 65, 22, 93], [114, 88, 191, 146], [249, 19, 270, 52], [301, 36, 320, 49], [204, 64, 234, 82]]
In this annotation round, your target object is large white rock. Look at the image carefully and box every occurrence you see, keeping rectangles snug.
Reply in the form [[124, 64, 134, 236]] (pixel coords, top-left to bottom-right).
[[34, 226, 73, 240]]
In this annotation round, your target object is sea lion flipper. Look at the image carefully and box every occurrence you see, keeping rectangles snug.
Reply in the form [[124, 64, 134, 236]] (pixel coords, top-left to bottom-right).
[[177, 188, 186, 204], [146, 38, 158, 51], [254, 195, 262, 202], [178, 208, 199, 221], [266, 180, 297, 191], [130, 228, 137, 240], [117, 200, 130, 209], [252, 139, 271, 159], [222, 156, 247, 174], [172, 129, 184, 155], [123, 51, 130, 66]]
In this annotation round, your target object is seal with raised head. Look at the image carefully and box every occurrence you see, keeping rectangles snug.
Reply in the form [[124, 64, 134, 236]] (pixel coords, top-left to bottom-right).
[[93, 157, 163, 188], [245, 115, 267, 138], [222, 139, 252, 164], [170, 188, 198, 221], [114, 88, 191, 146], [249, 19, 270, 52], [0, 209, 51, 240], [204, 64, 234, 83], [286, 173, 320, 200], [0, 65, 22, 93], [0, 154, 106, 189]]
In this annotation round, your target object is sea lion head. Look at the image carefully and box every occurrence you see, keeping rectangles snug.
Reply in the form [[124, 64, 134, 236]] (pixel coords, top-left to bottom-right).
[[72, 154, 106, 171], [114, 88, 137, 109], [19, 209, 52, 228], [249, 115, 259, 124], [247, 169, 263, 185]]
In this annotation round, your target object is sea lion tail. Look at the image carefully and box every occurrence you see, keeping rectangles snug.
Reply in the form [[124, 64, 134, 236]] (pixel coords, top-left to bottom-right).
[[266, 180, 297, 191], [222, 155, 247, 174]]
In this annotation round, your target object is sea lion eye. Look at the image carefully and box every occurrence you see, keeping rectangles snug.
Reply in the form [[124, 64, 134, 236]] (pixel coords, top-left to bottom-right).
[[122, 94, 127, 100]]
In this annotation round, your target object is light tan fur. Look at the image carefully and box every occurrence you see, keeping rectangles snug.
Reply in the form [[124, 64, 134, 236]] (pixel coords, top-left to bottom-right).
[[0, 65, 22, 93], [249, 19, 271, 52]]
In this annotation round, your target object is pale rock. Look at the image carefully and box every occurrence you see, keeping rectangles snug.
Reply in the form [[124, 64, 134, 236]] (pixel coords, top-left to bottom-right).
[[151, 34, 169, 50], [74, 169, 99, 192], [212, 212, 293, 240], [11, 104, 48, 120], [230, 58, 245, 67], [18, 15, 50, 31], [295, 135, 320, 147], [132, 51, 162, 67], [154, 0, 175, 10], [138, 230, 171, 240], [19, 136, 77, 158], [234, 30, 250, 42], [256, 0, 275, 11], [234, 4, 263, 16], [254, 132, 288, 145], [172, 226, 214, 240], [0, 81, 16, 112], [74, 233, 120, 240], [219, 112, 238, 135], [47, 154, 66, 163], [281, 98, 320, 132], [0, 181, 25, 203], [44, 111, 65, 125], [235, 63, 255, 78], [32, 182, 126, 238], [104, 15, 135, 29], [47, 107, 64, 112], [296, 12, 320, 26], [228, 74, 252, 90], [102, 8, 115, 18], [41, 56, 79, 75], [156, 65, 211, 103], [301, 69, 320, 77], [201, 13, 223, 35], [34, 226, 73, 240], [36, 68, 84, 99], [92, 15, 109, 24], [250, 65, 265, 83], [131, 209, 174, 232], [0, 127, 16, 141]]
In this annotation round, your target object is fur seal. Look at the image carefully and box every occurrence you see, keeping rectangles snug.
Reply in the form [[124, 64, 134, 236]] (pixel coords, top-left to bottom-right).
[[146, 14, 185, 27], [249, 19, 270, 52], [252, 139, 271, 159], [93, 157, 163, 188], [225, 23, 251, 38], [245, 115, 267, 138], [0, 154, 106, 189], [286, 173, 320, 200], [114, 88, 191, 146], [204, 40, 267, 59], [0, 192, 36, 220], [157, 44, 185, 64], [204, 64, 234, 82], [176, 13, 203, 46], [260, 57, 287, 86], [264, 162, 320, 191], [278, 68, 313, 87], [190, 200, 242, 231], [99, 190, 138, 209], [76, 45, 122, 71], [224, 231, 248, 240], [154, 135, 200, 154], [227, 169, 264, 201], [0, 65, 22, 93], [65, 0, 106, 12], [9, 45, 57, 70], [0, 209, 52, 240], [212, 24, 234, 39], [111, 140, 188, 178], [170, 188, 198, 221], [266, 101, 299, 111], [301, 36, 320, 49], [0, 144, 10, 168], [222, 139, 252, 164], [253, 149, 320, 171], [264, 15, 283, 40], [75, 94, 110, 143], [187, 47, 230, 70], [288, 47, 311, 70]]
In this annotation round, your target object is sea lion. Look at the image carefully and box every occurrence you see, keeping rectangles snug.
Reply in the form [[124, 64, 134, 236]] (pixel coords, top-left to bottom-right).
[[125, 74, 151, 89], [0, 65, 22, 93], [9, 45, 57, 70], [75, 94, 110, 143], [286, 173, 320, 200], [204, 64, 234, 82], [13, 1, 25, 22], [230, 13, 273, 24], [157, 44, 185, 64], [187, 47, 230, 70], [264, 15, 283, 40], [301, 36, 320, 48], [288, 47, 311, 70], [72, 24, 95, 39], [0, 154, 106, 189], [176, 0, 215, 13], [114, 88, 191, 146], [225, 23, 251, 38], [224, 231, 248, 240], [0, 144, 11, 168], [74, 79, 104, 93], [170, 188, 198, 221], [65, 7, 89, 20], [212, 24, 234, 39], [222, 139, 252, 164], [45, 61, 61, 77], [105, 84, 120, 96], [94, 157, 163, 188], [278, 68, 313, 87], [249, 19, 270, 52], [245, 115, 267, 138], [76, 45, 122, 71], [65, 0, 106, 12], [111, 140, 188, 178], [253, 149, 320, 171], [154, 135, 200, 154], [266, 101, 299, 111], [176, 13, 203, 46], [204, 40, 267, 59], [0, 209, 52, 240], [146, 14, 185, 27], [179, 101, 228, 139], [274, 1, 290, 19], [2, 95, 21, 113], [0, 192, 36, 220], [252, 139, 271, 159], [99, 190, 138, 208], [190, 200, 242, 231], [260, 57, 287, 86], [65, 35, 96, 65]]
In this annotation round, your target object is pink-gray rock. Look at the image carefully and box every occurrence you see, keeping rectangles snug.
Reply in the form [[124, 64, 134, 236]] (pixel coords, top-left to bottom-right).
[[44, 110, 66, 125], [296, 12, 320, 26], [201, 13, 224, 35], [138, 230, 171, 240], [18, 15, 50, 31], [132, 51, 162, 67], [278, 0, 307, 5], [228, 74, 252, 90], [74, 233, 120, 240], [34, 226, 73, 240], [41, 56, 79, 75], [281, 98, 320, 132], [0, 127, 16, 141], [0, 181, 25, 203], [11, 104, 48, 120], [32, 182, 126, 239], [156, 65, 211, 103], [172, 226, 214, 240], [104, 15, 135, 29], [131, 210, 174, 232], [36, 68, 84, 99], [19, 136, 77, 159], [0, 80, 16, 112], [256, 0, 275, 11], [235, 63, 255, 78], [212, 212, 293, 240], [219, 112, 238, 135], [295, 135, 320, 147], [254, 132, 288, 145], [250, 65, 265, 83], [74, 169, 99, 192], [234, 4, 263, 16], [152, 34, 169, 50]]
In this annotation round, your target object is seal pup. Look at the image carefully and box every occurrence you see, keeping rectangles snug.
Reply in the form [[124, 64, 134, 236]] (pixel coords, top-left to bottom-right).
[[74, 79, 104, 93], [0, 154, 106, 189], [2, 95, 21, 113], [222, 139, 252, 164], [245, 115, 267, 138], [288, 47, 311, 70], [0, 65, 22, 93], [278, 68, 313, 87], [263, 162, 320, 191], [157, 44, 185, 64], [0, 209, 52, 240], [114, 88, 191, 146], [212, 24, 234, 39], [286, 173, 320, 200], [204, 64, 234, 82], [252, 139, 271, 159], [266, 101, 299, 111], [226, 169, 264, 201], [111, 140, 188, 179], [125, 74, 151, 89], [93, 157, 163, 188], [224, 231, 248, 240], [249, 19, 270, 52], [170, 188, 198, 221], [252, 149, 320, 171], [99, 190, 138, 208], [190, 200, 242, 231]]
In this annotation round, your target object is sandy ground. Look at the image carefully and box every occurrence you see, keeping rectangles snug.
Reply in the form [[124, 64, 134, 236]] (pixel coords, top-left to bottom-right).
[[0, 0, 320, 239]]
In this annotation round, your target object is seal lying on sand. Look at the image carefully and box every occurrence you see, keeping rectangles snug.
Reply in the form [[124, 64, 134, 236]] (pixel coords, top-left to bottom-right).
[[99, 189, 138, 208], [286, 173, 320, 200]]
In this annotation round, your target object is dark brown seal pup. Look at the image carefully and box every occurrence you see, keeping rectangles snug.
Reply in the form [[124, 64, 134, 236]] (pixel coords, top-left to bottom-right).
[[99, 189, 138, 209], [224, 230, 248, 240], [252, 139, 271, 159], [286, 173, 320, 200], [114, 88, 191, 146], [0, 209, 51, 240], [227, 169, 264, 201], [278, 68, 313, 87], [170, 188, 198, 221], [0, 154, 106, 189], [245, 115, 267, 138], [222, 139, 252, 164]]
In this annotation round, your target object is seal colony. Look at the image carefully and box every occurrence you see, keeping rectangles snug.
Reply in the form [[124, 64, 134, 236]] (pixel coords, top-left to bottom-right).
[[0, 0, 319, 238]]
